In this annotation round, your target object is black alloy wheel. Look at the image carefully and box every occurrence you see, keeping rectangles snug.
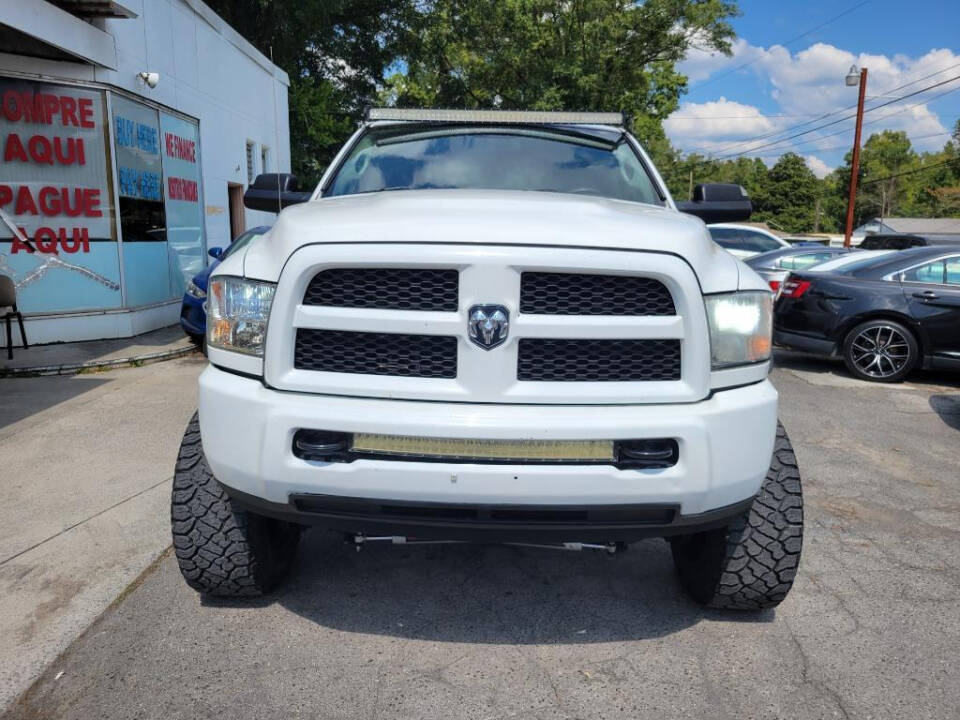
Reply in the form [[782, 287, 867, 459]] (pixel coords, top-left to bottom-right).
[[842, 319, 918, 383]]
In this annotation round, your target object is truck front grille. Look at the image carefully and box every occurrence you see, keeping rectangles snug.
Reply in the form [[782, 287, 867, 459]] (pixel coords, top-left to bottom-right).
[[303, 268, 459, 310], [295, 329, 458, 378], [517, 338, 681, 382], [275, 246, 703, 404], [520, 272, 675, 315]]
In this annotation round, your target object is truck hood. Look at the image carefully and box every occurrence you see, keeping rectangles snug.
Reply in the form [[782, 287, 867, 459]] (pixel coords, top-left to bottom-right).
[[239, 189, 746, 293]]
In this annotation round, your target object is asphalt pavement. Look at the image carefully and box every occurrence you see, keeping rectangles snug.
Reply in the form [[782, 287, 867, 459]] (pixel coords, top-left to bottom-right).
[[4, 352, 960, 719], [0, 355, 205, 710]]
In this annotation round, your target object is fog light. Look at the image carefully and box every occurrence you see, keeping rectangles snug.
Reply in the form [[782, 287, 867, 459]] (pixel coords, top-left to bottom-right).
[[293, 430, 351, 460], [616, 439, 678, 469]]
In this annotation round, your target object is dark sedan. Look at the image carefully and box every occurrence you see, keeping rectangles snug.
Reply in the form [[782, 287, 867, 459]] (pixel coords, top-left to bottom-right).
[[774, 246, 960, 382], [746, 246, 852, 294]]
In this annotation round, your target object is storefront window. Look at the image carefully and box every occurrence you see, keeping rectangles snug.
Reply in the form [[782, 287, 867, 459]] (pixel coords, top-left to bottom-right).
[[2, 77, 206, 315], [112, 97, 205, 304], [112, 94, 168, 306], [0, 78, 120, 312], [160, 112, 203, 297]]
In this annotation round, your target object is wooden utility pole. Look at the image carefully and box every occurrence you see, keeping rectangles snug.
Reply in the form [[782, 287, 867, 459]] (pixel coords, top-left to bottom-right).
[[843, 67, 868, 248]]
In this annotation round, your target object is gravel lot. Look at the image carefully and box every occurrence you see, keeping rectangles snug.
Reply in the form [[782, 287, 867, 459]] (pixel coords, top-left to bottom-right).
[[5, 352, 960, 720]]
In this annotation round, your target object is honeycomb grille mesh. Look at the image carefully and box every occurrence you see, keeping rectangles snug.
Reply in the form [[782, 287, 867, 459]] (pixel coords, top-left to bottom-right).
[[517, 339, 681, 382], [303, 268, 459, 310], [520, 272, 675, 315], [295, 329, 457, 378]]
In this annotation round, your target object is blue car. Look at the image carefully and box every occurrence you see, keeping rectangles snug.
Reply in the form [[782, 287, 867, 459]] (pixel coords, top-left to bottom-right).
[[180, 226, 271, 346]]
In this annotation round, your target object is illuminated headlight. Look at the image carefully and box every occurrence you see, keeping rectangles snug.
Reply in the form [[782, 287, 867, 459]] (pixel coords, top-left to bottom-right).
[[705, 291, 773, 368], [185, 279, 206, 299], [207, 276, 276, 356]]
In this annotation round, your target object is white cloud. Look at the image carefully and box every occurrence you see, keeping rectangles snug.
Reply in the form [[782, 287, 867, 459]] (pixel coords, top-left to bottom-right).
[[804, 155, 832, 179], [670, 41, 959, 170], [677, 38, 765, 83], [664, 97, 776, 141]]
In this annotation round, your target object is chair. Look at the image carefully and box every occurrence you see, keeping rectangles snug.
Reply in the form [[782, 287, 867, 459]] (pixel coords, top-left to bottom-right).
[[1, 275, 28, 360]]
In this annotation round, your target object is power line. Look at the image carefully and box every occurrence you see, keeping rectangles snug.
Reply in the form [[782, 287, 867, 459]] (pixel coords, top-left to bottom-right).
[[682, 50, 960, 157], [690, 1, 873, 91], [786, 131, 954, 156], [714, 73, 960, 160], [684, 62, 960, 157], [716, 75, 960, 158], [859, 159, 959, 186], [875, 60, 960, 97], [722, 85, 960, 159], [668, 113, 826, 120], [684, 95, 862, 156]]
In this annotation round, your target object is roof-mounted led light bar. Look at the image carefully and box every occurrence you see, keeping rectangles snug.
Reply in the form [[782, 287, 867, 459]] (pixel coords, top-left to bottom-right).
[[365, 108, 626, 126]]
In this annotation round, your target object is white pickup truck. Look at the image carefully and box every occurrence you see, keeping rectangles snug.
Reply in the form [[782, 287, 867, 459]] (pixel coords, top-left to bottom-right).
[[172, 109, 803, 610]]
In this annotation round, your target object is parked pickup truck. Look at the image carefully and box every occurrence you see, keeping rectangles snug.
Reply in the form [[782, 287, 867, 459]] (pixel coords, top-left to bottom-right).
[[172, 109, 803, 610]]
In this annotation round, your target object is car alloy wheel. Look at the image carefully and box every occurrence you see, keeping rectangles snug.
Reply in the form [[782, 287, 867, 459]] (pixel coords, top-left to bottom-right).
[[848, 324, 912, 379]]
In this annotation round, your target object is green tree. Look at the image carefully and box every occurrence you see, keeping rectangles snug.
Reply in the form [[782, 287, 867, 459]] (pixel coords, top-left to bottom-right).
[[204, 0, 412, 187], [910, 120, 960, 217], [826, 127, 960, 229], [386, 0, 738, 140], [752, 153, 819, 232], [856, 130, 916, 219]]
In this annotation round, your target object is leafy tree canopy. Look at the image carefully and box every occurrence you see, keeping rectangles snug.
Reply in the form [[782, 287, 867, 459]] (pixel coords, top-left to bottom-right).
[[203, 0, 412, 186], [386, 0, 738, 151], [205, 0, 959, 231]]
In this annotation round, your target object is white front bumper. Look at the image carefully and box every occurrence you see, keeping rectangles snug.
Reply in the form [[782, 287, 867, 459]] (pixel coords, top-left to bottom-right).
[[198, 366, 778, 516]]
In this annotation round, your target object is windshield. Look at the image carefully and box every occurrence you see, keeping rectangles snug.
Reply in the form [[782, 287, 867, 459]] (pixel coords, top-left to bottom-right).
[[222, 227, 268, 260], [325, 125, 664, 205]]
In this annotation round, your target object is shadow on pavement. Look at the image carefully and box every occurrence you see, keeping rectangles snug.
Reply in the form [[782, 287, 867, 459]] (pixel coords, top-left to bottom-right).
[[773, 349, 960, 388], [203, 529, 773, 643], [929, 394, 960, 431], [0, 375, 110, 430]]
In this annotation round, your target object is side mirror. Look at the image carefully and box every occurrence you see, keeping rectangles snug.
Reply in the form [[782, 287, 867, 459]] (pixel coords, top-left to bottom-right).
[[677, 183, 752, 224], [208, 246, 224, 259], [244, 173, 312, 212]]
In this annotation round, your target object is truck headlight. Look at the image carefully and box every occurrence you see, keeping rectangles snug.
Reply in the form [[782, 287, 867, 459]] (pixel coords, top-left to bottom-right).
[[207, 276, 276, 356], [705, 291, 772, 368]]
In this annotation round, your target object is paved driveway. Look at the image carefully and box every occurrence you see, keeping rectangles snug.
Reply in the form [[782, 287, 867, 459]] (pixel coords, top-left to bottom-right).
[[5, 353, 960, 719], [0, 356, 204, 711]]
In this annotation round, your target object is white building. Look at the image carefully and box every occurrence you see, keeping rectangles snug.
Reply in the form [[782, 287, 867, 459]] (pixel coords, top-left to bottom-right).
[[0, 0, 290, 345]]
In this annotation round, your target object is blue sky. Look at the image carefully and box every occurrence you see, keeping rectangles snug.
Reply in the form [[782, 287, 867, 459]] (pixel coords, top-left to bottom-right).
[[666, 0, 960, 176]]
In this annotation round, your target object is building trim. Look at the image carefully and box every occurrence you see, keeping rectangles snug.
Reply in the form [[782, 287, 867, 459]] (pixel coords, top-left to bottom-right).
[[179, 0, 290, 86], [0, 0, 119, 69], [0, 67, 201, 124], [18, 299, 179, 321]]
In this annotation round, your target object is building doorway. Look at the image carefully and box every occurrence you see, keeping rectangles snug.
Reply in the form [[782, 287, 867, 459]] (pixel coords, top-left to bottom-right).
[[227, 183, 245, 240]]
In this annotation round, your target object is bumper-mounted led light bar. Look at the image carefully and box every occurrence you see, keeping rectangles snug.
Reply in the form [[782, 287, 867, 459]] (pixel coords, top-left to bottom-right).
[[365, 108, 626, 126], [292, 430, 678, 470]]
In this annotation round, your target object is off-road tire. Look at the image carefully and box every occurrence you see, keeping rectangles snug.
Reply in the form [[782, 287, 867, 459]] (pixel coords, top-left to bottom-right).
[[841, 318, 918, 383], [670, 423, 803, 610], [171, 413, 300, 596]]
